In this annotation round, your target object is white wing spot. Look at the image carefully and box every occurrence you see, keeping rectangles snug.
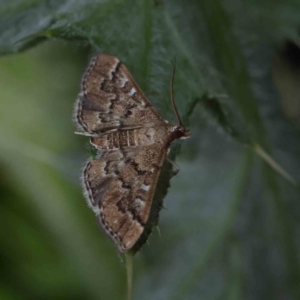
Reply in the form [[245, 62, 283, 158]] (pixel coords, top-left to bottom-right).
[[135, 198, 145, 207], [120, 78, 128, 88], [128, 87, 136, 97], [141, 184, 150, 191]]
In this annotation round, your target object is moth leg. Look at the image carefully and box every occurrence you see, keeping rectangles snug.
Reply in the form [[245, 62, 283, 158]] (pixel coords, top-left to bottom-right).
[[156, 226, 161, 237], [166, 157, 180, 175]]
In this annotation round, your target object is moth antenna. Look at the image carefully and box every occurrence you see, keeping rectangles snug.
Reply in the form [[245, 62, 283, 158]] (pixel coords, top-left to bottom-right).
[[170, 59, 184, 128]]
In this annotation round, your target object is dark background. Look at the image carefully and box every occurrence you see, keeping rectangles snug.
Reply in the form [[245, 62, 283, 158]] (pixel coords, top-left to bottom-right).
[[1, 1, 300, 299]]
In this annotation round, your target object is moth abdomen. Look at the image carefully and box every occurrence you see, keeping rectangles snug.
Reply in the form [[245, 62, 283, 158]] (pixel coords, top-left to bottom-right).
[[89, 129, 133, 149], [90, 127, 163, 150]]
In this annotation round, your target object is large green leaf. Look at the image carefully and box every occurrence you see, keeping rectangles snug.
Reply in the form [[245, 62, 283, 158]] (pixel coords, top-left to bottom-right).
[[1, 1, 300, 300]]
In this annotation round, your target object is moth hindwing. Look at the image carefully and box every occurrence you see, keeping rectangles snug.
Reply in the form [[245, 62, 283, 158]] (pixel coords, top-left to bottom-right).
[[73, 54, 190, 253]]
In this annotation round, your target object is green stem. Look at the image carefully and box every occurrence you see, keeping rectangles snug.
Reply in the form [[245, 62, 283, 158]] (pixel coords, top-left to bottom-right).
[[125, 251, 134, 300]]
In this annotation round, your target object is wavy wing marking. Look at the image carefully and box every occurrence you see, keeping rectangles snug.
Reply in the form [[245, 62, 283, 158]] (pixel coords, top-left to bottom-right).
[[74, 54, 165, 135], [82, 144, 168, 253]]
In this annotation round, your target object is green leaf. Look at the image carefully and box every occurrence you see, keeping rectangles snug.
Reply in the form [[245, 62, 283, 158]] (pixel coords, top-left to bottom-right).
[[1, 1, 300, 300]]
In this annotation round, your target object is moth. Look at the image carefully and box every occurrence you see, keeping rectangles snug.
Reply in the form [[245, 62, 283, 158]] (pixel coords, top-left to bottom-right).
[[73, 54, 190, 253]]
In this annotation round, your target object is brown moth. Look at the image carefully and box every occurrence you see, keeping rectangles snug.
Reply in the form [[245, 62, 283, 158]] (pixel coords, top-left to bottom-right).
[[73, 54, 190, 253]]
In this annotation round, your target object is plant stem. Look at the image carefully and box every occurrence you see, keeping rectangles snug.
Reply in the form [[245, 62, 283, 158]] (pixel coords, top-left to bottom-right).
[[125, 251, 134, 300]]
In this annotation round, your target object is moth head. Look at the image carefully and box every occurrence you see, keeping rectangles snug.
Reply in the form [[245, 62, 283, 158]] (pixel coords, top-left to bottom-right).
[[171, 125, 191, 139], [170, 59, 191, 140], [180, 127, 191, 139]]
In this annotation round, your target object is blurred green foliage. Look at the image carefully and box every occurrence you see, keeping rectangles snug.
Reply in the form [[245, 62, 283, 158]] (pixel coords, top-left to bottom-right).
[[1, 1, 300, 300]]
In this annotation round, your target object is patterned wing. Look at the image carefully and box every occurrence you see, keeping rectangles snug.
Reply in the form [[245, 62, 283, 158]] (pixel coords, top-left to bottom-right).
[[74, 54, 165, 134], [82, 144, 168, 253]]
